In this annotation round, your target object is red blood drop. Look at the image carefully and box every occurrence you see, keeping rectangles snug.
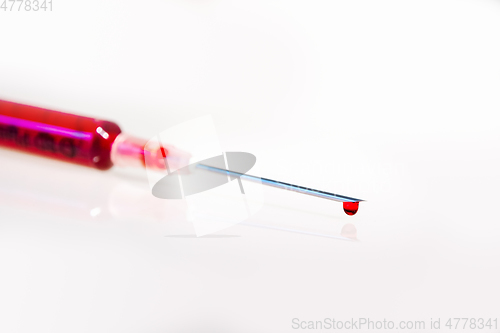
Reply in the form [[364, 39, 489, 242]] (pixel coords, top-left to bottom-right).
[[343, 201, 359, 216]]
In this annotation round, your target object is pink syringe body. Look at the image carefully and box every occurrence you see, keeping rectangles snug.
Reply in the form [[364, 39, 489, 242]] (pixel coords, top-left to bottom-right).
[[0, 99, 185, 171]]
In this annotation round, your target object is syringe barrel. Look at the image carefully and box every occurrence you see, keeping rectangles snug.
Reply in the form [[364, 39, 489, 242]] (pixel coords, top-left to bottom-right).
[[0, 99, 122, 170]]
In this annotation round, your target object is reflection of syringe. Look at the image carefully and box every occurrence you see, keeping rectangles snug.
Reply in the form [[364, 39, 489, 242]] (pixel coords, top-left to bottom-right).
[[0, 99, 189, 171], [0, 148, 357, 241]]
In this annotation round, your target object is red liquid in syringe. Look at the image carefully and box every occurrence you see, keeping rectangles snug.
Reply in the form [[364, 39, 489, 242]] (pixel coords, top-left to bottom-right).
[[0, 99, 186, 171], [0, 100, 122, 169]]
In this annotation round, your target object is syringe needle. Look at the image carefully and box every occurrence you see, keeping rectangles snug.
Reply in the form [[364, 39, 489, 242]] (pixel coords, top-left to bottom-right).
[[197, 163, 364, 216]]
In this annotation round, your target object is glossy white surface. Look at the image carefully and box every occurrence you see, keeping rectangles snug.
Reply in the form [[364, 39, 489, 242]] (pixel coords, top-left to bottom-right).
[[1, 1, 499, 332]]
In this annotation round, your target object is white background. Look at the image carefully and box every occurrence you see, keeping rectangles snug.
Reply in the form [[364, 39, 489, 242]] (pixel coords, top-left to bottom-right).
[[0, 0, 499, 332]]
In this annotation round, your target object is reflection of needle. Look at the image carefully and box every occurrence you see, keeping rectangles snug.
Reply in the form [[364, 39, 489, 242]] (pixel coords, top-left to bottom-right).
[[197, 164, 364, 203], [240, 222, 358, 242]]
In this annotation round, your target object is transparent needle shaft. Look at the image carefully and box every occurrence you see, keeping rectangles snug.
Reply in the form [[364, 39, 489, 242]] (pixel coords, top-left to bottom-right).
[[197, 164, 363, 203]]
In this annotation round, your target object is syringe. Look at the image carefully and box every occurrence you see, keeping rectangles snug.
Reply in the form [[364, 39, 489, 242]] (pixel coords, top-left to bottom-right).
[[0, 99, 188, 171], [0, 99, 363, 216]]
